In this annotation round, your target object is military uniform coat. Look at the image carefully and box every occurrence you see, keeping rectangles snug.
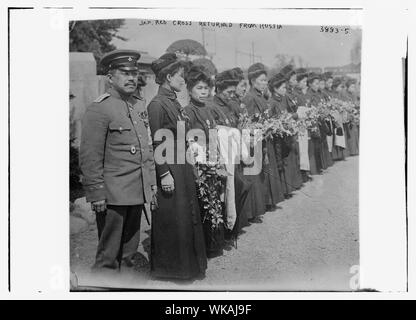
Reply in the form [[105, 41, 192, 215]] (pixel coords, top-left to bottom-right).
[[79, 87, 156, 206]]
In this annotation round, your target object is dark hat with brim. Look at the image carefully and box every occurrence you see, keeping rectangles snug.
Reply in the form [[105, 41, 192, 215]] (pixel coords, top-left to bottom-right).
[[215, 69, 241, 92], [151, 52, 179, 77], [332, 77, 345, 89], [280, 64, 296, 80], [307, 72, 320, 83], [296, 67, 309, 82], [346, 78, 357, 88], [100, 49, 141, 72], [268, 73, 286, 91], [248, 63, 267, 82], [230, 67, 245, 81], [323, 71, 334, 80]]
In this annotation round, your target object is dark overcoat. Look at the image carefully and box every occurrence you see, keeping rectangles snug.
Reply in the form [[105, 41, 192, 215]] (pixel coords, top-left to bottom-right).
[[147, 86, 207, 279], [243, 88, 285, 206]]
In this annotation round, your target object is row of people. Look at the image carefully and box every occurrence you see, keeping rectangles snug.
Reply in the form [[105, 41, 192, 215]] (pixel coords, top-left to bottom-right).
[[80, 49, 359, 282], [147, 53, 360, 280]]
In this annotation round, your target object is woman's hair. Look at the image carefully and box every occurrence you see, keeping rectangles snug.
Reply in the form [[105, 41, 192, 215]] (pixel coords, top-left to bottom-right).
[[295, 68, 309, 83], [307, 73, 320, 85], [268, 73, 286, 92], [185, 65, 213, 91], [332, 77, 344, 90], [215, 69, 239, 93], [247, 63, 267, 85], [154, 60, 189, 85]]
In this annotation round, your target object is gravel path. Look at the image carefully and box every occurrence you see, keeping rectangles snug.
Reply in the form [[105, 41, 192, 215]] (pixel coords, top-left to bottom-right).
[[71, 156, 359, 291]]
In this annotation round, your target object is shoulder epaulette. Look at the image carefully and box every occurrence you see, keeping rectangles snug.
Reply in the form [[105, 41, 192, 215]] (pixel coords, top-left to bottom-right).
[[93, 93, 111, 103]]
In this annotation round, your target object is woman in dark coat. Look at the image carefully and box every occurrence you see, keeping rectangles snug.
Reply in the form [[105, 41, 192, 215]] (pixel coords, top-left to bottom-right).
[[305, 72, 327, 174], [294, 68, 315, 181], [268, 72, 303, 197], [344, 78, 360, 156], [330, 78, 349, 161], [147, 53, 207, 280], [317, 74, 334, 168], [243, 63, 285, 209], [209, 69, 259, 231], [183, 65, 226, 258]]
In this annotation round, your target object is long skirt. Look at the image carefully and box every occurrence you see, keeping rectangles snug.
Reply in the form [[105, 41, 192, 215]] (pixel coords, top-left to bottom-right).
[[280, 137, 303, 194], [347, 123, 359, 156], [244, 172, 265, 219], [343, 123, 351, 157], [308, 135, 323, 175], [151, 162, 207, 280], [332, 128, 347, 161], [321, 136, 333, 169], [262, 139, 285, 206], [231, 164, 254, 234]]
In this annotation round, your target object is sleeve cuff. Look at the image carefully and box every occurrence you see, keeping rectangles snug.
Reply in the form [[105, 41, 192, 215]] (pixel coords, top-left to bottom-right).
[[156, 163, 170, 179], [84, 184, 106, 203]]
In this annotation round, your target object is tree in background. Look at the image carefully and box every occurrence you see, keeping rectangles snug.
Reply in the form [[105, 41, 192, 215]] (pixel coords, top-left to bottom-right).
[[166, 39, 207, 61], [69, 19, 127, 74]]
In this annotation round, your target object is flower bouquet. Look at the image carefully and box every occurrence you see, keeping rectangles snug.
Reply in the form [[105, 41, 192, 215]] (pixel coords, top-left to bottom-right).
[[195, 150, 226, 230]]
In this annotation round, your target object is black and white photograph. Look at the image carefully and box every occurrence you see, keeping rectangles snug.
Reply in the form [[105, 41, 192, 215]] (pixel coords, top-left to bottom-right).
[[4, 2, 411, 301], [69, 18, 361, 291]]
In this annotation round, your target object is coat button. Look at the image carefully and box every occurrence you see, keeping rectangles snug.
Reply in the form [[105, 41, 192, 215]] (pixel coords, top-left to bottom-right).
[[130, 146, 137, 154]]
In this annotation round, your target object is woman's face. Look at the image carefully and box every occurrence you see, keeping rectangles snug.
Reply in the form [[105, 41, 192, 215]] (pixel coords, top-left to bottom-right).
[[190, 81, 210, 103], [221, 86, 237, 100], [319, 80, 326, 90], [235, 79, 248, 99], [335, 84, 344, 93], [348, 84, 356, 93], [167, 67, 185, 92], [252, 73, 268, 92], [298, 77, 308, 90], [310, 79, 320, 91], [326, 78, 333, 89], [274, 83, 286, 96], [289, 74, 297, 86]]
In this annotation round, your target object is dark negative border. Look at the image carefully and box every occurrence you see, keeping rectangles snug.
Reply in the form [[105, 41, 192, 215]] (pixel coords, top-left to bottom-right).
[[404, 39, 408, 292], [9, 6, 405, 294]]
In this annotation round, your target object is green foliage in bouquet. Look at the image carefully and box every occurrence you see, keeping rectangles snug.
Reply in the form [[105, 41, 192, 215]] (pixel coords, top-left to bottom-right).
[[195, 151, 226, 230]]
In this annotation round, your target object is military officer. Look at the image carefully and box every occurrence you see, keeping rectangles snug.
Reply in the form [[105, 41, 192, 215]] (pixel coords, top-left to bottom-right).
[[79, 49, 157, 270]]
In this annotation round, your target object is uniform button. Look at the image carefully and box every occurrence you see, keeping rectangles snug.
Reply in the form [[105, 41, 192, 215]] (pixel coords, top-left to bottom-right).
[[133, 121, 137, 124]]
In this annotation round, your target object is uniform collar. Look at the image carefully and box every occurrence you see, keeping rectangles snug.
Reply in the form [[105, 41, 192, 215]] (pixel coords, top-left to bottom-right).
[[158, 86, 177, 100], [272, 93, 283, 102], [107, 87, 140, 104], [213, 94, 228, 107], [190, 97, 206, 108], [250, 87, 263, 97], [308, 87, 319, 95]]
